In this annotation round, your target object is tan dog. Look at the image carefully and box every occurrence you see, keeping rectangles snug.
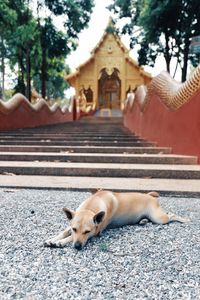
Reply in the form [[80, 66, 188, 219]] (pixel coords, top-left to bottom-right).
[[44, 190, 189, 250]]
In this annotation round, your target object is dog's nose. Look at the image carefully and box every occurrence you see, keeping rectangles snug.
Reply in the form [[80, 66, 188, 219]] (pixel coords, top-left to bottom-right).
[[74, 241, 82, 250]]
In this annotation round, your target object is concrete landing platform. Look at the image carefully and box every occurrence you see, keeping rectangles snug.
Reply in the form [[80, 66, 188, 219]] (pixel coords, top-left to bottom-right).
[[1, 175, 200, 196]]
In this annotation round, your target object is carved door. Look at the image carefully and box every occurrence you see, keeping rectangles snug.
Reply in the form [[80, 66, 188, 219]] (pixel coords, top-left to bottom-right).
[[98, 68, 121, 109]]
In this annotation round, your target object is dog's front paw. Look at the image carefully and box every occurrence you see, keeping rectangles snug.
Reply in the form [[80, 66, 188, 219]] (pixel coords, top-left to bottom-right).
[[44, 240, 64, 248], [53, 241, 65, 248], [44, 239, 53, 247]]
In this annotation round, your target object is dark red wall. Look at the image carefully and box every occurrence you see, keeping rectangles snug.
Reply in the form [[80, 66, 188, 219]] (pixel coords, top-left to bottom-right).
[[124, 91, 200, 163], [0, 102, 74, 131]]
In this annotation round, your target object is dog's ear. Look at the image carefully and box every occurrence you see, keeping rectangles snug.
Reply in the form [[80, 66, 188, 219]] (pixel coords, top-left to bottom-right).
[[63, 208, 75, 220], [93, 211, 105, 224], [148, 191, 159, 198], [90, 188, 99, 194]]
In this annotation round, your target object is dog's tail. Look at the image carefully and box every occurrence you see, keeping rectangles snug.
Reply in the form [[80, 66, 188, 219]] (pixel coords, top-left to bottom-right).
[[147, 191, 159, 198]]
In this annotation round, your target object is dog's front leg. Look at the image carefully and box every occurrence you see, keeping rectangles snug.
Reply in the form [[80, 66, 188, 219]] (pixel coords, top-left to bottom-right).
[[48, 235, 73, 248], [44, 226, 71, 247]]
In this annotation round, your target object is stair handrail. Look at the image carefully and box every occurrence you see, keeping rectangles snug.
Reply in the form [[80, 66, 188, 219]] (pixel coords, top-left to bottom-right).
[[0, 93, 71, 115], [125, 64, 200, 112]]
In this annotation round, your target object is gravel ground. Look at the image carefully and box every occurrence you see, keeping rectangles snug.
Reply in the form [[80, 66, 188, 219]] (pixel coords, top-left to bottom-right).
[[0, 188, 200, 300]]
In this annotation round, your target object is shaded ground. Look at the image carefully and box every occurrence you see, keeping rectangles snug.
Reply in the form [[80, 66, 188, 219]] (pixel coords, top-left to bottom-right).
[[0, 189, 200, 300]]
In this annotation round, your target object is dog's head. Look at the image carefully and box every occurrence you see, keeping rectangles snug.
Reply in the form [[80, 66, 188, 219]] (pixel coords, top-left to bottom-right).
[[63, 208, 105, 250]]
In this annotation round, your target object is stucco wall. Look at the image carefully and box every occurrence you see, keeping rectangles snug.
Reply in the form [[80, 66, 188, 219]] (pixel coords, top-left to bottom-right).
[[0, 94, 74, 131], [124, 91, 200, 162]]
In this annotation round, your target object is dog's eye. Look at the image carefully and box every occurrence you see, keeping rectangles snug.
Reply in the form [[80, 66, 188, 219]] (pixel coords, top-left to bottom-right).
[[84, 230, 90, 235], [72, 228, 77, 232]]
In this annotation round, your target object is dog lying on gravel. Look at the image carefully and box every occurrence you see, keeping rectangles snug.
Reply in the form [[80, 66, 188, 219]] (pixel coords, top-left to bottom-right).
[[44, 190, 190, 250]]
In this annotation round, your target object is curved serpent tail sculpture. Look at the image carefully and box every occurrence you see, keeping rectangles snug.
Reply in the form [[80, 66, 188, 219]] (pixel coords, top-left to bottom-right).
[[0, 93, 70, 115], [127, 64, 200, 112]]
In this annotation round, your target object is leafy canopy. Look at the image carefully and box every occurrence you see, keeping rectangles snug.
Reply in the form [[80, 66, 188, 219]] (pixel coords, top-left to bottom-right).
[[109, 0, 200, 81], [0, 0, 94, 99]]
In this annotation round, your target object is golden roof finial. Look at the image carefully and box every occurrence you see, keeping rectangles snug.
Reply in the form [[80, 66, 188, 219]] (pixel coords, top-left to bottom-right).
[[106, 16, 116, 33]]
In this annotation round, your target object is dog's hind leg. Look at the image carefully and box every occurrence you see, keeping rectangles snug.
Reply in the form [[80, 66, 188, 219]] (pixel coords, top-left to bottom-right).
[[148, 206, 190, 225], [44, 226, 72, 247], [167, 213, 190, 223]]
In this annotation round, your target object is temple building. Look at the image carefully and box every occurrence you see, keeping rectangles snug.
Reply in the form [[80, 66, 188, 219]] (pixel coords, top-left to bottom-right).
[[65, 19, 152, 112]]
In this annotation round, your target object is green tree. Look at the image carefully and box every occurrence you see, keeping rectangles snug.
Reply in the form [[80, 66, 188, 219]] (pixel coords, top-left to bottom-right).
[[45, 0, 94, 37], [0, 0, 16, 99], [33, 56, 70, 99], [36, 0, 95, 98], [109, 0, 200, 81], [38, 17, 70, 98], [1, 0, 40, 100], [1, 0, 94, 100]]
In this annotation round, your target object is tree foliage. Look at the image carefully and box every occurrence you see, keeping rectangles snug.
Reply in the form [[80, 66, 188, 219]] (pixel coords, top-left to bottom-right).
[[0, 0, 17, 98], [109, 0, 200, 81], [0, 0, 94, 100]]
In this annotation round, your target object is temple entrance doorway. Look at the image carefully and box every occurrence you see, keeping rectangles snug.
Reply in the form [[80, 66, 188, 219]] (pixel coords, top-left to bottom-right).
[[98, 68, 121, 110]]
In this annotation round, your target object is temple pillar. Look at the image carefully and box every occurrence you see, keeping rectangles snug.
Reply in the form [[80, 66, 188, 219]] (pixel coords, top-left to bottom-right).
[[94, 60, 98, 108], [120, 56, 126, 110], [121, 79, 126, 110]]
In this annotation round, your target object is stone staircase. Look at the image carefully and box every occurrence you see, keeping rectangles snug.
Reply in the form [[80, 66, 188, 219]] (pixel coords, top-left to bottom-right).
[[0, 117, 200, 194]]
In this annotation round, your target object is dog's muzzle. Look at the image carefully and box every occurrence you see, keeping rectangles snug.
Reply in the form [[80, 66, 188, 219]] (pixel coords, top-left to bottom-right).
[[74, 241, 82, 250]]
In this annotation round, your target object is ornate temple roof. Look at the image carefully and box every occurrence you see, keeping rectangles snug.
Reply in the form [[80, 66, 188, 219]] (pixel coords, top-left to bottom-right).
[[66, 17, 151, 81]]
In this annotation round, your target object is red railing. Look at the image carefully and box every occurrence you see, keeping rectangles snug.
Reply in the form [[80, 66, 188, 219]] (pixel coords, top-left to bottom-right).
[[0, 93, 76, 131], [124, 65, 200, 162]]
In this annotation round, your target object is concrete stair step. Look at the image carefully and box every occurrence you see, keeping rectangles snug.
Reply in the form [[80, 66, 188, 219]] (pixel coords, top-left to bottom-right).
[[0, 152, 197, 165], [0, 145, 172, 154], [0, 136, 143, 141], [0, 133, 140, 138], [0, 140, 156, 147], [1, 161, 200, 179], [1, 175, 200, 196], [11, 130, 128, 135], [79, 116, 123, 123], [6, 126, 126, 133]]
